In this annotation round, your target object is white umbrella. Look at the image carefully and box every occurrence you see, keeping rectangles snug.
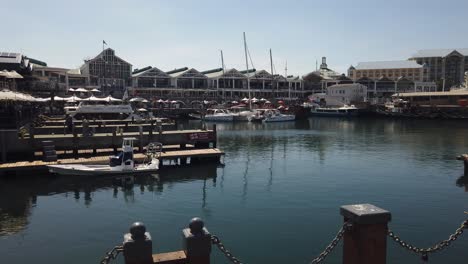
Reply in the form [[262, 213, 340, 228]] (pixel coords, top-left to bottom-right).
[[91, 88, 100, 93], [52, 96, 70, 102], [231, 101, 238, 104], [260, 98, 267, 101], [241, 97, 249, 101], [157, 99, 164, 103], [137, 108, 148, 112], [170, 100, 178, 104], [251, 98, 259, 103], [203, 100, 210, 104], [265, 100, 271, 104], [75, 88, 88, 92], [0, 70, 23, 79], [142, 99, 149, 103], [130, 97, 145, 102], [105, 96, 122, 102], [68, 88, 76, 92], [66, 95, 83, 102]]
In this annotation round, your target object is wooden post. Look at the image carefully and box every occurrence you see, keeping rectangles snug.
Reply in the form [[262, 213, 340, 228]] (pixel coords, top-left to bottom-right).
[[73, 131, 78, 159], [139, 126, 143, 153], [112, 130, 117, 154], [183, 218, 211, 264], [149, 120, 154, 139], [341, 204, 391, 264], [456, 154, 468, 177], [212, 124, 217, 148]]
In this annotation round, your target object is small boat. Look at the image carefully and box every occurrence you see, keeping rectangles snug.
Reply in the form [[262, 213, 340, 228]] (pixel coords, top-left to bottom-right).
[[248, 109, 267, 122], [230, 106, 254, 122], [263, 109, 295, 122], [204, 109, 234, 122], [47, 138, 160, 176], [310, 105, 359, 117]]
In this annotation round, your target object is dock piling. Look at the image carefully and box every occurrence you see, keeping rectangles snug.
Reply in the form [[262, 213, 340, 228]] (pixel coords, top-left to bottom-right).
[[341, 204, 391, 264], [123, 222, 153, 264], [456, 154, 468, 176], [183, 218, 212, 264]]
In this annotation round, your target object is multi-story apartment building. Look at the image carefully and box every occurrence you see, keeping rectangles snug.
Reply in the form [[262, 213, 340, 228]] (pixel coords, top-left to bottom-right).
[[409, 48, 468, 89]]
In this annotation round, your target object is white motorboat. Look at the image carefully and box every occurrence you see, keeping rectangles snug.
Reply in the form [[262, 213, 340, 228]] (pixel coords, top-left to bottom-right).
[[203, 109, 234, 122], [230, 106, 254, 122], [247, 109, 268, 122], [263, 109, 295, 122], [310, 105, 359, 117], [47, 138, 160, 176]]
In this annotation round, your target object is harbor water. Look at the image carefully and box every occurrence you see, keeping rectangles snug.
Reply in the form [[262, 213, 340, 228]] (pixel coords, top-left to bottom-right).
[[1, 118, 467, 264]]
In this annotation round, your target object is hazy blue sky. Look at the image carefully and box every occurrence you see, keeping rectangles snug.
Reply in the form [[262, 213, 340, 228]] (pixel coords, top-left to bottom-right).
[[3, 0, 468, 75]]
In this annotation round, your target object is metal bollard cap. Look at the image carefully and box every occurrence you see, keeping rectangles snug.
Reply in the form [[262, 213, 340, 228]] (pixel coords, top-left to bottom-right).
[[189, 217, 204, 234], [130, 222, 146, 240]]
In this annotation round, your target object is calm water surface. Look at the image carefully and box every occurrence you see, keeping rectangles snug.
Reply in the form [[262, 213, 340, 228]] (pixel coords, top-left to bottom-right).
[[1, 118, 467, 264]]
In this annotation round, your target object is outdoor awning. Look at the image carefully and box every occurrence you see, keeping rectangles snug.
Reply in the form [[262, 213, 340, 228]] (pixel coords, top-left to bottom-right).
[[0, 70, 23, 79], [0, 89, 36, 102]]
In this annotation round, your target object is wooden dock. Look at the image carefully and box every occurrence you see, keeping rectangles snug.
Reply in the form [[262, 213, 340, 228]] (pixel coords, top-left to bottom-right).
[[0, 148, 224, 174]]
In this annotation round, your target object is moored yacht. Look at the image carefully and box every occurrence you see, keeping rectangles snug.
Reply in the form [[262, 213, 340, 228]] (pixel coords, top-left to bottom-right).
[[263, 109, 295, 122], [204, 109, 235, 122], [310, 105, 359, 117]]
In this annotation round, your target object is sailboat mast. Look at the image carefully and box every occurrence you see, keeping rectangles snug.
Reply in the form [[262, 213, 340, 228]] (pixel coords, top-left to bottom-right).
[[270, 49, 274, 98], [243, 32, 251, 109], [286, 60, 290, 101], [220, 49, 225, 100]]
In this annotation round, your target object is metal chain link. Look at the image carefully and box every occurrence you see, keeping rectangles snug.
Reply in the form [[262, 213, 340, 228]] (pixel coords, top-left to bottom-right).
[[211, 235, 244, 264], [100, 245, 124, 264], [388, 219, 468, 262], [309, 222, 351, 264]]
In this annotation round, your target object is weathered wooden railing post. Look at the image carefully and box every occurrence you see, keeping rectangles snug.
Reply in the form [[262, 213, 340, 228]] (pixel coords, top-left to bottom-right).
[[182, 217, 212, 264], [212, 124, 217, 148], [340, 204, 391, 264], [123, 222, 153, 264]]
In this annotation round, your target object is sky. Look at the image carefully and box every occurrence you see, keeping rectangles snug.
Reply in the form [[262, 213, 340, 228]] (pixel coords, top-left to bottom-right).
[[2, 0, 468, 76]]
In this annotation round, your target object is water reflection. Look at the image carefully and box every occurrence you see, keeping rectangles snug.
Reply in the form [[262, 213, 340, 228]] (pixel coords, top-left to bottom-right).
[[0, 164, 218, 236], [456, 175, 468, 192]]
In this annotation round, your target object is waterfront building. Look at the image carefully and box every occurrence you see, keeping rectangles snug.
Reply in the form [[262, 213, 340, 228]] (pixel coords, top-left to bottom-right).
[[303, 57, 344, 94], [409, 48, 468, 89], [167, 67, 208, 89], [0, 52, 33, 74], [204, 68, 247, 98], [347, 60, 436, 101], [80, 48, 132, 96], [31, 65, 89, 97], [286, 75, 304, 100], [132, 66, 171, 88], [393, 90, 468, 106], [324, 83, 367, 106]]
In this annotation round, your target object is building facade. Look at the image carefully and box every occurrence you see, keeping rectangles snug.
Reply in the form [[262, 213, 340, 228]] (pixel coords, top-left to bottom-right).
[[347, 60, 436, 100], [409, 49, 468, 89], [80, 48, 132, 95], [325, 83, 367, 106]]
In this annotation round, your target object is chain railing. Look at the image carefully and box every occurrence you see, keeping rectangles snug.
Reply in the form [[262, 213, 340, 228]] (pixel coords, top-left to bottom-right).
[[211, 235, 244, 264], [309, 222, 352, 264], [100, 245, 123, 264], [388, 219, 468, 262]]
